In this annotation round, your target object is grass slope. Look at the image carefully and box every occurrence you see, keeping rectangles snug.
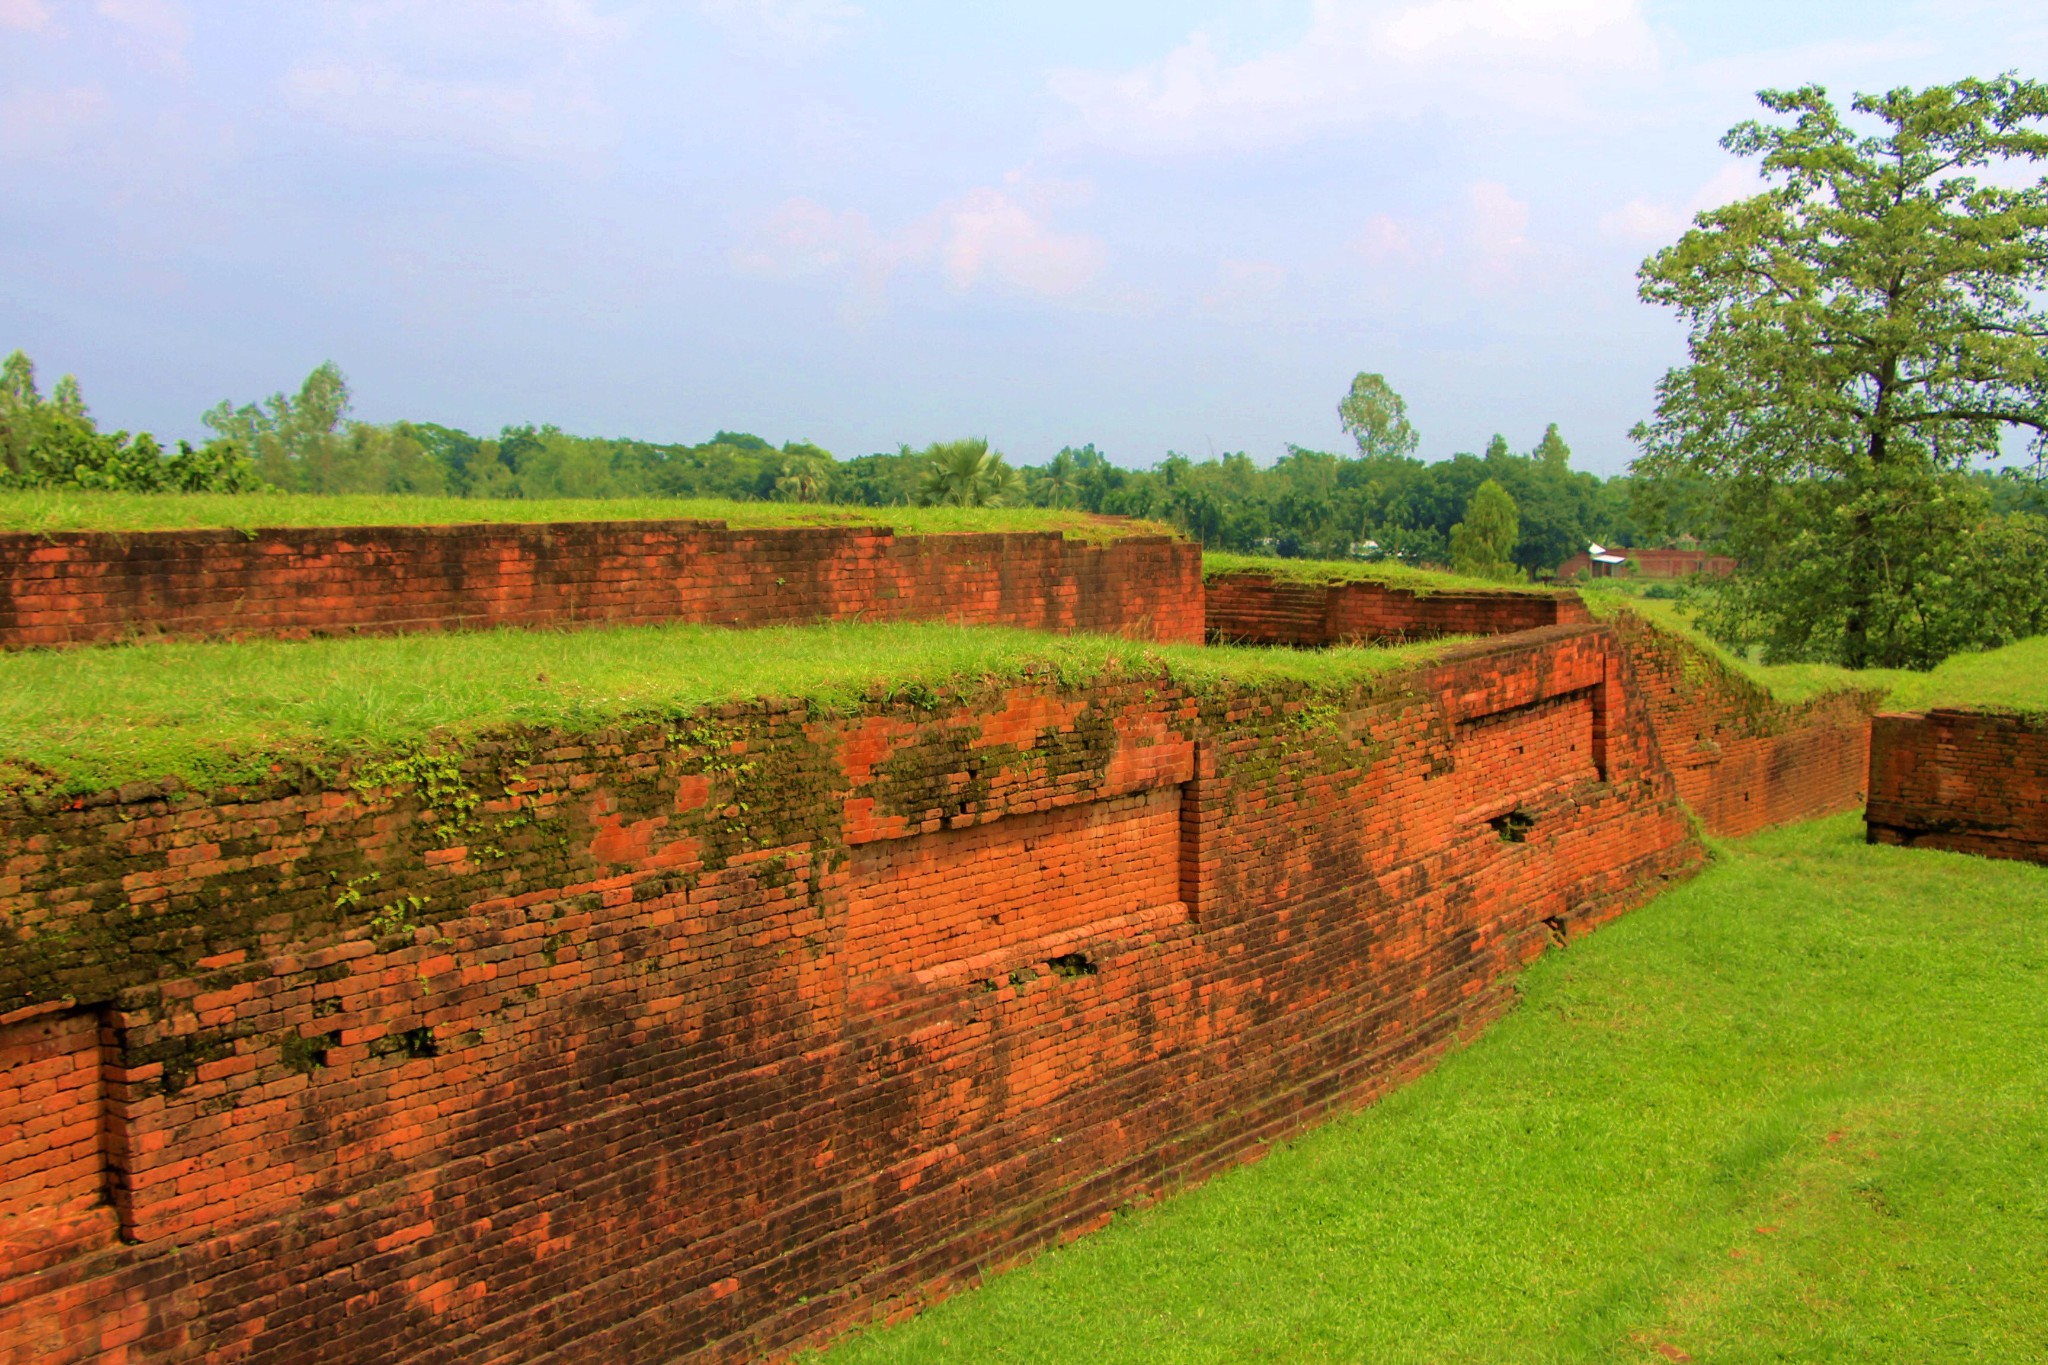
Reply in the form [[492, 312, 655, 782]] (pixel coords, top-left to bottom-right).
[[1582, 588, 2048, 712], [0, 623, 1450, 796], [820, 815, 2048, 1364], [0, 490, 1171, 542]]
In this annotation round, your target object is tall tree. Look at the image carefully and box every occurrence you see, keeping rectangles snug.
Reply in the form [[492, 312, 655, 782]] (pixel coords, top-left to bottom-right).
[[204, 361, 352, 490], [1449, 479, 1523, 581], [1338, 372, 1421, 461], [1534, 423, 1571, 473], [1632, 77, 2048, 668]]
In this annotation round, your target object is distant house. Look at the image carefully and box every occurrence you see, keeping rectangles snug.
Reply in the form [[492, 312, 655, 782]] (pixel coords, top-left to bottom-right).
[[1554, 544, 1737, 581]]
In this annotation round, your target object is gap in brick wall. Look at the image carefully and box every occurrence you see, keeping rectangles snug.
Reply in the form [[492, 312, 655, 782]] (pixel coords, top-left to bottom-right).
[[0, 1006, 125, 1269]]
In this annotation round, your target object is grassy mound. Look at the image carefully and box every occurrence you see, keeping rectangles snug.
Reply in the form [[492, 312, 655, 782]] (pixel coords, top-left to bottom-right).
[[819, 815, 2048, 1364], [0, 490, 1173, 542], [1202, 551, 1565, 597], [0, 623, 1451, 797]]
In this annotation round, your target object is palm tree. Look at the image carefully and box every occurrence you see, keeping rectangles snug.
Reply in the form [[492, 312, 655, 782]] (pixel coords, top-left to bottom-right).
[[915, 438, 1020, 507], [773, 451, 830, 502]]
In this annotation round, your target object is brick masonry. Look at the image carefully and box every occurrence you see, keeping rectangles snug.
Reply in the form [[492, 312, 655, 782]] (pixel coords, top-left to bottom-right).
[[1587, 609, 1875, 839], [1866, 708, 2048, 864], [0, 624, 1712, 1364], [0, 522, 1204, 649], [1204, 570, 1591, 646]]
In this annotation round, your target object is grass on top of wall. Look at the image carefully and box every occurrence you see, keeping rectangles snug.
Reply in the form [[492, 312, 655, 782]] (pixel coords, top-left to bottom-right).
[[0, 490, 1175, 543], [1581, 587, 2048, 712], [1202, 551, 1561, 597], [1885, 635, 2048, 714], [0, 622, 1454, 798], [818, 814, 2048, 1365]]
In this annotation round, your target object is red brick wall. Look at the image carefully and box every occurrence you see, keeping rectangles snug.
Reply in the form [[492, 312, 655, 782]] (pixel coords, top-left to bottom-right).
[[0, 624, 1701, 1364], [1603, 609, 1875, 838], [1866, 709, 2048, 864], [0, 521, 1203, 649], [1205, 571, 1590, 646], [0, 1011, 118, 1286]]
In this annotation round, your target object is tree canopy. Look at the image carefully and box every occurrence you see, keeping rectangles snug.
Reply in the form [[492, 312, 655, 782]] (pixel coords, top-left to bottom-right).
[[1449, 480, 1524, 581], [0, 350, 259, 493], [1338, 372, 1420, 461], [1632, 76, 2048, 668]]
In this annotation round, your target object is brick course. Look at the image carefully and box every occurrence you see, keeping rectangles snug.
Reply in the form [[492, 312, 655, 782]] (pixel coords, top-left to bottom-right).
[[1204, 570, 1589, 646], [1866, 708, 2048, 864], [0, 624, 1702, 1363], [0, 522, 1203, 649]]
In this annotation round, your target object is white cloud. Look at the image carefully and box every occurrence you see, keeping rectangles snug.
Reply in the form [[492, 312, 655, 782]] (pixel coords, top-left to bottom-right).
[[940, 186, 1106, 298], [280, 0, 627, 160], [1468, 180, 1530, 260], [729, 199, 878, 279], [94, 0, 190, 67], [698, 0, 861, 48], [1352, 213, 1439, 266], [0, 85, 112, 161], [732, 179, 1109, 317], [1198, 258, 1288, 316], [316, 0, 624, 51], [1601, 163, 1757, 242], [1050, 0, 1659, 153], [0, 0, 50, 31]]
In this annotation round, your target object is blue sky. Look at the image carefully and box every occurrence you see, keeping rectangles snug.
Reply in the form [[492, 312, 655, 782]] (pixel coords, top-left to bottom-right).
[[3, 1, 2044, 474]]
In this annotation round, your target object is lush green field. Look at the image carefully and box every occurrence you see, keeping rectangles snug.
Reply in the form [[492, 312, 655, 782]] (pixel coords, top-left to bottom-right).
[[0, 490, 1170, 541], [820, 816, 2048, 1364], [1203, 551, 1557, 597], [0, 623, 1449, 796]]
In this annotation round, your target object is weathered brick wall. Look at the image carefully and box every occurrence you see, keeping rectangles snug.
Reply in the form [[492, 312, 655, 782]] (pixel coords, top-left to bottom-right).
[[0, 522, 1203, 649], [1601, 609, 1876, 838], [1866, 709, 2048, 864], [1204, 570, 1590, 646], [0, 624, 1701, 1364]]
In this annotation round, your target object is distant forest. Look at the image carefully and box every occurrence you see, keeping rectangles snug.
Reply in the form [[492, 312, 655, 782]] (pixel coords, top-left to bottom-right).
[[5, 353, 2042, 579]]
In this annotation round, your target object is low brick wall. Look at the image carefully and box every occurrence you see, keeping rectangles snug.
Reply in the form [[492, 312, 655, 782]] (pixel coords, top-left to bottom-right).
[[1866, 709, 2048, 864], [1602, 609, 1877, 838], [0, 625, 1702, 1364], [1204, 570, 1589, 646], [0, 521, 1204, 649]]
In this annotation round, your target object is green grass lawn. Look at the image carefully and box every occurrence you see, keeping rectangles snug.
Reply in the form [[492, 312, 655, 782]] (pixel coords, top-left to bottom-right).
[[0, 490, 1171, 542], [0, 622, 1450, 796], [820, 815, 2048, 1364]]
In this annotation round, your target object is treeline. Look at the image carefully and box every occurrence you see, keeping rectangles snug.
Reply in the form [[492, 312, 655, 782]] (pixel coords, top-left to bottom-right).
[[3, 353, 1671, 577], [13, 352, 2035, 592]]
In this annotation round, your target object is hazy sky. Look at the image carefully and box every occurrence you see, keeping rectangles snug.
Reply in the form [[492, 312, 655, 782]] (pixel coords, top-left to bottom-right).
[[3, 1, 2045, 473]]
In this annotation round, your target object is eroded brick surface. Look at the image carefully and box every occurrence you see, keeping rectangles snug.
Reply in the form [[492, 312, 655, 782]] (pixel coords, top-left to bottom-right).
[[1867, 709, 2048, 864], [0, 523, 1203, 649], [0, 624, 1713, 1364]]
